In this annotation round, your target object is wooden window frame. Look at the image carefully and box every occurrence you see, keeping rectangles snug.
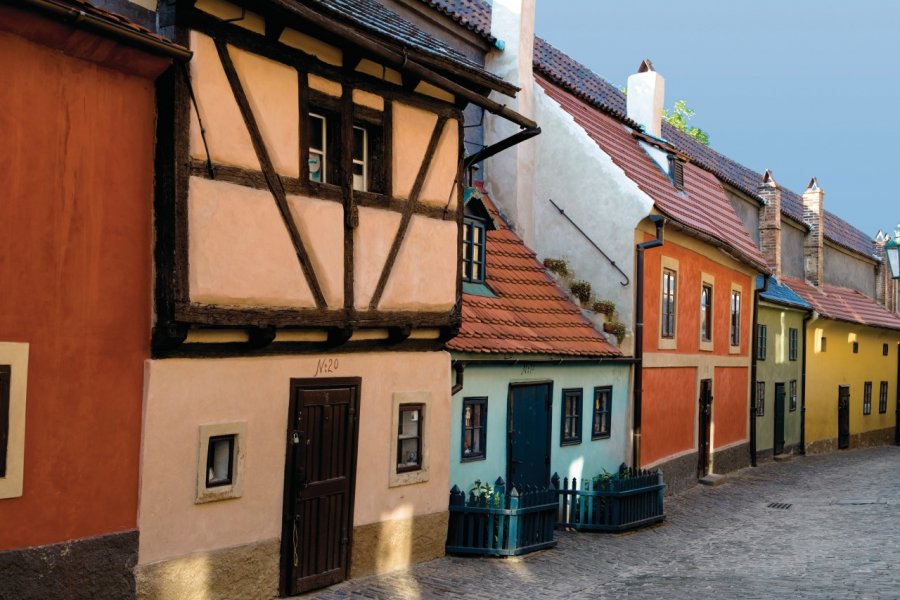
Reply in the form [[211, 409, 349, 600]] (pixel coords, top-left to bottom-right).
[[661, 268, 677, 340], [0, 366, 9, 479], [461, 397, 487, 461], [789, 380, 798, 412], [591, 386, 612, 440], [788, 328, 798, 361], [700, 283, 713, 344], [863, 382, 872, 415], [879, 381, 889, 414], [560, 388, 582, 446], [462, 217, 487, 284], [756, 381, 765, 417], [757, 324, 767, 361], [730, 288, 742, 349], [397, 403, 424, 473]]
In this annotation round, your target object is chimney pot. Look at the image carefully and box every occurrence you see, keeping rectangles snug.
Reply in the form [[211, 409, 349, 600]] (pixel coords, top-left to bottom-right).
[[627, 60, 665, 138]]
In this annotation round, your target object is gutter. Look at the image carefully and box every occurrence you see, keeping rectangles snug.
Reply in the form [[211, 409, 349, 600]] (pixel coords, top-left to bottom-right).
[[19, 0, 192, 60], [749, 274, 770, 467], [632, 215, 666, 468]]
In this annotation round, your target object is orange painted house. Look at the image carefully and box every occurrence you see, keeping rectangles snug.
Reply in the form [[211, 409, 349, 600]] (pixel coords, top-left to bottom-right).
[[0, 3, 187, 597]]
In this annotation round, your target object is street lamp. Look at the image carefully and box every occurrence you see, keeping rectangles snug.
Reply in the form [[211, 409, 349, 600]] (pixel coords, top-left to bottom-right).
[[886, 224, 900, 280]]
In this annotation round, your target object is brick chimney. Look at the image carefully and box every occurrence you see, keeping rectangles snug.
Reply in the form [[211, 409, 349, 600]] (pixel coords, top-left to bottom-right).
[[757, 169, 782, 278], [626, 59, 664, 138], [802, 177, 824, 287]]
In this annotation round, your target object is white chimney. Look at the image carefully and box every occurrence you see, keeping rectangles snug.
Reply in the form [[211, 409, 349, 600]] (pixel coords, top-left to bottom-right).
[[626, 59, 664, 138], [483, 0, 537, 246]]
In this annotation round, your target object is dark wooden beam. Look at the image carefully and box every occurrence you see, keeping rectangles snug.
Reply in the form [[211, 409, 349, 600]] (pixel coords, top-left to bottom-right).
[[341, 85, 356, 310], [214, 38, 328, 308], [368, 115, 448, 309]]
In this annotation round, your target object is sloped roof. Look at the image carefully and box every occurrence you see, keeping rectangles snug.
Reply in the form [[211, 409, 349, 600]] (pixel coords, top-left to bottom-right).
[[447, 188, 621, 357], [537, 72, 768, 273], [532, 36, 876, 262], [416, 0, 495, 44], [782, 277, 900, 331], [296, 0, 510, 91], [759, 276, 811, 310]]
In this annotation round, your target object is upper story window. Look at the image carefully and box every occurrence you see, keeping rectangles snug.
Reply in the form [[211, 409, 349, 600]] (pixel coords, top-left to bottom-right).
[[852, 341, 859, 354], [756, 324, 767, 360], [700, 283, 712, 342], [661, 268, 677, 339], [789, 328, 799, 361], [308, 111, 335, 185], [789, 380, 798, 411], [884, 344, 890, 356], [306, 102, 384, 194], [730, 289, 741, 347], [820, 336, 828, 352], [462, 218, 486, 283]]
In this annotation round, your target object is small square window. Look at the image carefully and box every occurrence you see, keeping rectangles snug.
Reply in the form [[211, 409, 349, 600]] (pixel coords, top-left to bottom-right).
[[789, 380, 798, 412], [756, 381, 765, 417], [461, 397, 487, 461], [206, 435, 235, 488], [863, 382, 872, 415], [561, 388, 582, 445], [398, 404, 423, 473], [756, 325, 767, 361], [592, 387, 612, 440], [789, 328, 799, 361], [853, 341, 859, 354]]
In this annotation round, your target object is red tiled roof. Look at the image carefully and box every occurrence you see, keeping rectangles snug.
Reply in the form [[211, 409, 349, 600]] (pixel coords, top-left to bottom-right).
[[447, 188, 621, 357], [533, 36, 877, 262], [537, 73, 768, 273], [782, 277, 900, 331]]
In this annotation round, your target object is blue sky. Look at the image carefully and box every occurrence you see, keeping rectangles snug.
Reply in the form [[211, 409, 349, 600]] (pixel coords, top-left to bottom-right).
[[534, 0, 900, 239]]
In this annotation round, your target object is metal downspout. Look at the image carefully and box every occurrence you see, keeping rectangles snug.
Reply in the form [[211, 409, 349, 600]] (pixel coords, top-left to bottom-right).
[[800, 311, 816, 455], [632, 215, 665, 468], [749, 275, 770, 467]]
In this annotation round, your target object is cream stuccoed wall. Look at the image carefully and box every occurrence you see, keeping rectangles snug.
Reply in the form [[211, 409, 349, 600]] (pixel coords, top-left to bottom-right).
[[526, 86, 655, 335], [138, 351, 451, 565]]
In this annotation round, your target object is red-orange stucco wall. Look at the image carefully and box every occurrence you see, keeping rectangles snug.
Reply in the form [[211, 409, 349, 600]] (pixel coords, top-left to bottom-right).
[[641, 367, 696, 466], [0, 29, 156, 549], [713, 367, 748, 448]]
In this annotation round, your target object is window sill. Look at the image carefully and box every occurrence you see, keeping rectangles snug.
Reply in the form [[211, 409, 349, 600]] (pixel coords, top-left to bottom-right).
[[560, 439, 582, 447], [591, 434, 611, 441], [658, 337, 677, 351], [728, 345, 741, 355], [460, 455, 486, 463]]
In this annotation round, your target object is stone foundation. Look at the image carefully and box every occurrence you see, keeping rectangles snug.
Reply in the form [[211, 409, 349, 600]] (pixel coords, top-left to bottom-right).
[[712, 442, 750, 474], [805, 427, 895, 455], [0, 530, 138, 600], [350, 511, 448, 578], [651, 452, 698, 497], [755, 447, 774, 463], [135, 539, 280, 600]]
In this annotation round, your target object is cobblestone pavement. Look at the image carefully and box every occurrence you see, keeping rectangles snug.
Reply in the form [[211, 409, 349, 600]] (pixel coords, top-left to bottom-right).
[[312, 446, 900, 599]]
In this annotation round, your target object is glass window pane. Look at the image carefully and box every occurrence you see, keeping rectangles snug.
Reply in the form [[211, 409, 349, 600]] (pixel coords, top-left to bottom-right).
[[353, 126, 365, 161], [310, 114, 324, 150]]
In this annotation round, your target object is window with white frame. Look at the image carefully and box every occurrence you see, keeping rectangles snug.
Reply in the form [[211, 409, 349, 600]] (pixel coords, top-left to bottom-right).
[[789, 379, 798, 412], [195, 422, 246, 504], [662, 268, 677, 339], [352, 125, 368, 192], [462, 218, 487, 283], [700, 283, 712, 343], [730, 289, 742, 347], [308, 112, 329, 184]]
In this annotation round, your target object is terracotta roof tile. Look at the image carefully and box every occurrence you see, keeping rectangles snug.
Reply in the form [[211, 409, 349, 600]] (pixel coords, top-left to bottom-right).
[[447, 187, 620, 357], [416, 0, 495, 44], [537, 72, 768, 273], [533, 36, 876, 262], [782, 277, 900, 331]]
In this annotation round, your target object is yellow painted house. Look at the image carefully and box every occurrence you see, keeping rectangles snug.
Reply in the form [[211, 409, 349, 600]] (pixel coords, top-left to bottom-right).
[[786, 276, 900, 452]]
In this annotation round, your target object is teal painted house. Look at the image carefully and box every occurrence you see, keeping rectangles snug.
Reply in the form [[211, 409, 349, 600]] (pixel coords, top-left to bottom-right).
[[446, 186, 632, 492]]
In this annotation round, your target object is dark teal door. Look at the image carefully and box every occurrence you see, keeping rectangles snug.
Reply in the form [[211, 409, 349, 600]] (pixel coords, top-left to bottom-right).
[[507, 383, 552, 489], [774, 383, 786, 455]]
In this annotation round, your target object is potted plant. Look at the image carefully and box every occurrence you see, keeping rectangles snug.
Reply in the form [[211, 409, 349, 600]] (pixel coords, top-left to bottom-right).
[[603, 321, 627, 344], [543, 257, 570, 277], [592, 299, 616, 315], [569, 280, 592, 305]]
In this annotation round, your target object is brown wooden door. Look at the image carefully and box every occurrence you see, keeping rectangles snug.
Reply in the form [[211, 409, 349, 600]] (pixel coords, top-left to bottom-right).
[[838, 385, 850, 450], [282, 378, 361, 596], [697, 379, 713, 478]]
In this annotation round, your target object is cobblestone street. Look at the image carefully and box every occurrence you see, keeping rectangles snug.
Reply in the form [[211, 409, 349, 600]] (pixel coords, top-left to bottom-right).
[[314, 446, 900, 599]]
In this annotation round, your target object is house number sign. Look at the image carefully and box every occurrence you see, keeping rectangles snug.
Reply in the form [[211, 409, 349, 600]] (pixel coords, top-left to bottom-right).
[[314, 357, 339, 376]]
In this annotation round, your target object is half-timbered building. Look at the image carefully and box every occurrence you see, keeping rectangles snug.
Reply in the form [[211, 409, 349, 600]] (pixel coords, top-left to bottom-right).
[[139, 0, 533, 597]]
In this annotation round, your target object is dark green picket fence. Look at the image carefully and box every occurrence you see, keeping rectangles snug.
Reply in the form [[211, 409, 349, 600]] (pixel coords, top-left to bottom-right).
[[446, 478, 557, 557], [553, 467, 666, 532]]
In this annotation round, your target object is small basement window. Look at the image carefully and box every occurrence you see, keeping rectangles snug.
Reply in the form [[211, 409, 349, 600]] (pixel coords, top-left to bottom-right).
[[397, 404, 423, 473], [206, 435, 235, 488]]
